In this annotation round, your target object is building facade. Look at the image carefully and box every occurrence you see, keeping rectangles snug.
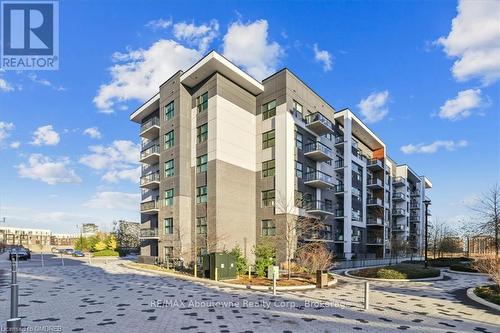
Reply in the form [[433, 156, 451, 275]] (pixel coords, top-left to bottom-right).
[[0, 226, 52, 247], [131, 51, 432, 264]]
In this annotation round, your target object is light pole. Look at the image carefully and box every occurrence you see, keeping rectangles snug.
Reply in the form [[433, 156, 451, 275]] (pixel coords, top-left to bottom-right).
[[423, 199, 431, 269]]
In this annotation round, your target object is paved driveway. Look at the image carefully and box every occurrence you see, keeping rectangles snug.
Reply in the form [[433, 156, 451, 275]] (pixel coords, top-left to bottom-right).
[[0, 258, 498, 333]]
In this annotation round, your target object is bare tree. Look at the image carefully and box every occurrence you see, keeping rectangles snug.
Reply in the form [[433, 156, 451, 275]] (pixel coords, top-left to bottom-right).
[[468, 184, 500, 260], [296, 242, 333, 272], [473, 257, 500, 288]]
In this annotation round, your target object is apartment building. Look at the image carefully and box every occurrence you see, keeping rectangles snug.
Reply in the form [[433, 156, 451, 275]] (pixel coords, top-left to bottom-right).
[[0, 226, 52, 247], [131, 51, 432, 264]]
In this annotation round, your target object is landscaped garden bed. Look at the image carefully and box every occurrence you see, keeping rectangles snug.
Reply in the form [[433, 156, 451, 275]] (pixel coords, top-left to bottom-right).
[[474, 285, 500, 306], [449, 262, 480, 273], [349, 264, 441, 280], [226, 272, 334, 287]]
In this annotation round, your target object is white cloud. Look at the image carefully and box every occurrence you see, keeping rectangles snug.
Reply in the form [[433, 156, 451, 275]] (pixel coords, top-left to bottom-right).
[[17, 154, 81, 185], [439, 88, 484, 120], [27, 73, 65, 91], [94, 40, 201, 113], [9, 141, 20, 149], [145, 18, 172, 30], [313, 44, 333, 72], [84, 191, 139, 210], [31, 125, 60, 146], [83, 127, 102, 139], [357, 90, 389, 123], [79, 140, 139, 170], [0, 121, 14, 144], [102, 167, 140, 183], [173, 19, 219, 52], [0, 76, 13, 92], [436, 0, 500, 85], [401, 140, 468, 154], [222, 19, 283, 80]]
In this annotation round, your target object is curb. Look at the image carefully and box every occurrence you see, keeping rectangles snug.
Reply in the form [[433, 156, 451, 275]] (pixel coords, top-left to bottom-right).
[[466, 287, 500, 312], [344, 268, 444, 282], [444, 268, 488, 276], [121, 263, 336, 291]]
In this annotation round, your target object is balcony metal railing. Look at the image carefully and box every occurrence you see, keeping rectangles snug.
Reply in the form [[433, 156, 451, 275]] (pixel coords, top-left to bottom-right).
[[411, 191, 421, 197], [140, 228, 158, 238], [392, 225, 406, 232], [367, 159, 384, 169], [367, 217, 383, 225], [304, 170, 333, 185], [392, 208, 406, 216], [304, 200, 334, 213], [304, 141, 333, 157], [352, 235, 361, 242], [367, 177, 383, 187], [334, 159, 344, 169], [410, 203, 420, 209], [367, 237, 383, 244], [392, 192, 405, 200], [140, 117, 160, 133], [392, 176, 406, 186], [333, 183, 344, 193], [140, 199, 159, 212], [305, 112, 334, 133], [334, 209, 344, 218], [367, 197, 383, 206], [334, 136, 344, 145], [140, 145, 160, 159], [140, 172, 160, 185]]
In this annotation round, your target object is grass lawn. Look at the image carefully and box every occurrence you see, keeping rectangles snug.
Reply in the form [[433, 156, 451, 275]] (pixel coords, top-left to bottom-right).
[[92, 249, 119, 257], [475, 285, 500, 305], [350, 264, 441, 279]]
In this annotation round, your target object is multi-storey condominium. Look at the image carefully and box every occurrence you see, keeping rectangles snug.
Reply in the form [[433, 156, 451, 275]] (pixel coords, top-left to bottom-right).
[[130, 51, 432, 264]]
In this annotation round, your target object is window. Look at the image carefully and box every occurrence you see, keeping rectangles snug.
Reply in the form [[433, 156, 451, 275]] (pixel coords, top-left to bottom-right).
[[164, 101, 174, 120], [295, 191, 304, 208], [196, 217, 207, 234], [262, 130, 275, 149], [295, 161, 303, 178], [164, 246, 174, 261], [165, 159, 174, 177], [323, 225, 333, 240], [295, 130, 303, 150], [262, 190, 275, 207], [197, 92, 208, 113], [164, 130, 174, 150], [164, 218, 173, 234], [262, 160, 275, 177], [165, 189, 174, 206], [197, 123, 208, 143], [262, 100, 276, 120], [261, 220, 276, 236], [293, 100, 303, 116], [196, 154, 208, 173], [196, 186, 207, 203]]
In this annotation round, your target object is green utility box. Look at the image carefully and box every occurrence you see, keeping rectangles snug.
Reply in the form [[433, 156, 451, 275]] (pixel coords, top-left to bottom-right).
[[202, 252, 237, 280]]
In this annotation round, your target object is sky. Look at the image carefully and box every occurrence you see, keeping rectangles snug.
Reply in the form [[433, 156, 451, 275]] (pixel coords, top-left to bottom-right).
[[0, 0, 499, 234]]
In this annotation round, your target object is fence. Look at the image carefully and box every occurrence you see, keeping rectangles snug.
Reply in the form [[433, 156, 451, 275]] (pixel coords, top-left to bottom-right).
[[330, 256, 424, 270]]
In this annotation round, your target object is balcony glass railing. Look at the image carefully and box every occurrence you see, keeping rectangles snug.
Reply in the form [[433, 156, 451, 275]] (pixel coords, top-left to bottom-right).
[[140, 172, 160, 185], [334, 159, 344, 168], [304, 170, 333, 184], [367, 177, 383, 187], [304, 141, 333, 157], [140, 228, 158, 237], [335, 209, 344, 217], [140, 199, 159, 211], [304, 200, 334, 213], [333, 184, 344, 193], [140, 117, 160, 132], [305, 112, 334, 131], [368, 159, 384, 168], [140, 145, 160, 159], [393, 176, 406, 185], [392, 208, 406, 216], [334, 136, 344, 144], [367, 197, 383, 206], [392, 192, 405, 200], [367, 217, 383, 225]]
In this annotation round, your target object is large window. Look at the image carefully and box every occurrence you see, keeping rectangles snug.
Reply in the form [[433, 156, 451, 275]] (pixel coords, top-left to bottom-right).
[[197, 123, 208, 143], [295, 161, 303, 178], [164, 101, 174, 121], [295, 130, 303, 150], [165, 159, 174, 177], [293, 100, 303, 117], [164, 130, 174, 150], [262, 160, 275, 177], [262, 130, 275, 149], [196, 217, 207, 234], [165, 189, 174, 206], [164, 218, 173, 234], [261, 220, 276, 236], [196, 154, 208, 173], [197, 92, 208, 113], [261, 100, 276, 120], [262, 190, 275, 207], [196, 186, 207, 203]]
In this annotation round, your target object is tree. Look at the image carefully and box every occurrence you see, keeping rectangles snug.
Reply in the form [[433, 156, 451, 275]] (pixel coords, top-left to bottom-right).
[[230, 245, 248, 276], [473, 258, 500, 288], [253, 240, 276, 277], [469, 184, 500, 260], [107, 235, 117, 250], [114, 220, 140, 249], [94, 241, 107, 251], [390, 236, 410, 261], [296, 242, 333, 272]]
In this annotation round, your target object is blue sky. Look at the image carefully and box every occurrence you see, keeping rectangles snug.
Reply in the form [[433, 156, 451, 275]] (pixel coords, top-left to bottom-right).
[[0, 0, 498, 233]]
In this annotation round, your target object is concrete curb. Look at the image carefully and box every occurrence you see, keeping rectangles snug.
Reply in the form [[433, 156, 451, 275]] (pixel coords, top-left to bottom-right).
[[444, 268, 488, 276], [466, 287, 500, 312], [121, 263, 336, 291], [344, 268, 444, 282]]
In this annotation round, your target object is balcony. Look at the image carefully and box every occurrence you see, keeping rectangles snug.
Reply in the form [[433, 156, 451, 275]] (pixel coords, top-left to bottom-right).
[[304, 170, 334, 189], [140, 145, 160, 165], [139, 228, 159, 239], [367, 158, 384, 171], [305, 200, 334, 216], [367, 197, 383, 208], [333, 159, 344, 170], [411, 191, 421, 197], [393, 225, 407, 232], [140, 172, 160, 189], [392, 192, 405, 201], [352, 235, 361, 243], [367, 177, 384, 190], [333, 184, 344, 195], [304, 141, 333, 162], [334, 234, 344, 242], [367, 217, 384, 226], [140, 117, 160, 140], [410, 203, 420, 210], [410, 216, 420, 223], [392, 176, 406, 187], [334, 136, 345, 147], [305, 112, 334, 136], [140, 200, 159, 214], [334, 209, 344, 219], [392, 208, 406, 217], [367, 237, 384, 245]]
